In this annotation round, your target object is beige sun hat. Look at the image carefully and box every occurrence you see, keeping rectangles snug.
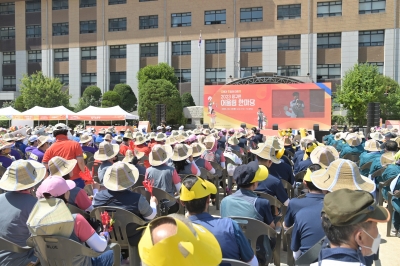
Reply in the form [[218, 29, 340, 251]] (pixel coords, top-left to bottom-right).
[[370, 132, 384, 141], [98, 128, 106, 134], [2, 133, 16, 142], [345, 133, 361, 147], [227, 136, 239, 146], [165, 136, 178, 146], [103, 161, 139, 191], [193, 129, 202, 135], [0, 140, 12, 150], [114, 135, 123, 143], [175, 134, 188, 143], [265, 136, 282, 150], [104, 133, 113, 141], [171, 130, 180, 137], [334, 133, 342, 141], [310, 159, 375, 192], [204, 135, 216, 150], [135, 135, 147, 145], [0, 160, 46, 191], [191, 142, 206, 157], [94, 141, 120, 161], [79, 134, 92, 144], [357, 131, 366, 139], [202, 129, 211, 136], [123, 131, 134, 140], [197, 135, 206, 144], [133, 149, 145, 160], [122, 150, 135, 163], [148, 132, 157, 140], [364, 140, 381, 152], [14, 133, 26, 141], [149, 144, 173, 167], [250, 143, 281, 164], [37, 136, 50, 149], [171, 143, 193, 161], [381, 152, 395, 166], [310, 146, 339, 168], [48, 156, 77, 176], [235, 132, 245, 138], [155, 133, 166, 142]]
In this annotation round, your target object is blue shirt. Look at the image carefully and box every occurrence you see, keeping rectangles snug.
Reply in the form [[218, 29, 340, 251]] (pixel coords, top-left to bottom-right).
[[218, 136, 226, 149], [10, 149, 21, 160], [82, 145, 97, 154], [98, 161, 113, 183], [294, 158, 312, 175], [15, 141, 27, 156], [284, 193, 325, 228], [317, 247, 366, 265], [255, 173, 289, 204], [339, 144, 364, 158], [269, 161, 294, 185], [359, 152, 381, 176], [73, 136, 80, 143], [336, 140, 348, 152], [95, 135, 104, 144], [0, 155, 13, 168], [293, 150, 305, 165], [28, 148, 45, 163], [291, 202, 325, 253]]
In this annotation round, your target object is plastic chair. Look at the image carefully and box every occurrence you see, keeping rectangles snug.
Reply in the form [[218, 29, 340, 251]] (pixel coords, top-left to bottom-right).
[[282, 155, 294, 167], [198, 167, 209, 179], [360, 161, 373, 171], [281, 179, 295, 199], [371, 166, 387, 180], [84, 184, 94, 196], [378, 176, 396, 206], [210, 161, 227, 197], [91, 206, 145, 266], [27, 235, 121, 266], [342, 152, 360, 163], [294, 170, 307, 196], [221, 258, 251, 265], [285, 226, 295, 266], [67, 204, 90, 220], [387, 190, 400, 237], [131, 174, 145, 189], [286, 150, 294, 158], [0, 236, 32, 253], [229, 216, 281, 266], [178, 174, 188, 180]]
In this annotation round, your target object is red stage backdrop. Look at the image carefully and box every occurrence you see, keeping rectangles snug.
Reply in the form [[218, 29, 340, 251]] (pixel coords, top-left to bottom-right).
[[203, 83, 332, 130]]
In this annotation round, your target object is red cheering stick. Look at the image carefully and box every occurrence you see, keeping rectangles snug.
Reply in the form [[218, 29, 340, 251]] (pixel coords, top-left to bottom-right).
[[143, 178, 154, 196], [100, 211, 115, 233], [79, 166, 94, 185]]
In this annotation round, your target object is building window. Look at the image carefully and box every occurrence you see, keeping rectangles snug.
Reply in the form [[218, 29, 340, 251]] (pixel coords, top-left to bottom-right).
[[317, 1, 342, 17], [175, 69, 191, 82], [140, 43, 158, 57], [362, 62, 384, 74], [55, 74, 69, 85], [205, 10, 226, 25], [26, 25, 41, 38], [139, 15, 158, 29], [81, 47, 96, 60], [0, 3, 15, 15], [359, 30, 384, 47], [109, 0, 126, 4], [80, 0, 96, 8], [241, 66, 262, 78], [277, 35, 301, 50], [26, 0, 41, 12], [53, 23, 69, 36], [110, 45, 126, 58], [317, 64, 341, 79], [109, 18, 127, 31], [0, 27, 15, 39], [205, 39, 226, 54], [28, 50, 42, 62], [277, 65, 300, 76], [240, 7, 263, 22], [359, 0, 385, 14], [3, 76, 16, 90], [3, 52, 15, 64], [81, 73, 97, 87], [53, 0, 68, 10], [80, 20, 96, 34], [171, 12, 191, 27], [240, 37, 262, 52], [205, 68, 226, 83], [110, 72, 126, 86], [277, 4, 301, 20], [172, 41, 191, 55], [54, 48, 69, 61], [317, 33, 341, 48]]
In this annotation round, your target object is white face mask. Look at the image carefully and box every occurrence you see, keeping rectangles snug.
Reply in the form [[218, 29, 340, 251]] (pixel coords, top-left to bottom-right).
[[359, 229, 381, 255]]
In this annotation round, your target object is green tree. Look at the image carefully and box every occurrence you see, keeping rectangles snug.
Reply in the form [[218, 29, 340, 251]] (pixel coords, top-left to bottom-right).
[[2, 101, 14, 108], [101, 91, 121, 107], [137, 63, 178, 89], [20, 71, 71, 109], [139, 79, 183, 124], [83, 86, 102, 101], [75, 86, 102, 112], [335, 63, 400, 125], [14, 96, 26, 112], [181, 92, 196, 108], [113, 84, 137, 112], [380, 75, 400, 121]]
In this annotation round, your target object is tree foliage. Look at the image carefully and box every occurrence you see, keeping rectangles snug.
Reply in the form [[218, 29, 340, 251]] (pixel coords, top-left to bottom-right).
[[101, 91, 121, 107], [75, 86, 102, 112], [335, 63, 400, 125], [137, 63, 178, 89], [181, 92, 196, 108], [139, 79, 183, 124], [14, 96, 26, 112], [19, 71, 71, 109], [113, 84, 137, 112], [83, 86, 102, 101]]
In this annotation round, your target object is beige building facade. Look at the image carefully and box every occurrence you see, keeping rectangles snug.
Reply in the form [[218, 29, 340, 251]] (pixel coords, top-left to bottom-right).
[[0, 0, 398, 106]]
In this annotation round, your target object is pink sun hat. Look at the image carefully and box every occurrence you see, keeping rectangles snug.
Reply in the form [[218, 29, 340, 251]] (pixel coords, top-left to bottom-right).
[[36, 176, 76, 198]]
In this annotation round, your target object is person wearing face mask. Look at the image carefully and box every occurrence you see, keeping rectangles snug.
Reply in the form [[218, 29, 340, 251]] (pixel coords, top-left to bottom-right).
[[312, 188, 390, 266]]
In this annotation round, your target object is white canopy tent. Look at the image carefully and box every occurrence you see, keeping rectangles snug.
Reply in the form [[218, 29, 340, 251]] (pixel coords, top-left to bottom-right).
[[0, 106, 22, 127], [20, 106, 76, 118], [69, 106, 139, 121]]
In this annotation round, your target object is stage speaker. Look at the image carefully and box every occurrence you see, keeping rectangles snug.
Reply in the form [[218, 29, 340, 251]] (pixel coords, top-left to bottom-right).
[[240, 123, 246, 129], [272, 124, 278, 130], [156, 104, 166, 126], [147, 111, 152, 123], [367, 102, 380, 128], [203, 124, 209, 129], [313, 124, 320, 132]]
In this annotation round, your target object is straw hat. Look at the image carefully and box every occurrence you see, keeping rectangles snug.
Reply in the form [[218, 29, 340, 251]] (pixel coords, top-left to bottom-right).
[[0, 160, 46, 191], [79, 134, 92, 144], [171, 143, 193, 161], [149, 144, 173, 167], [345, 133, 361, 147], [37, 136, 50, 149], [165, 136, 178, 146], [122, 150, 135, 163], [227, 136, 239, 146], [357, 131, 366, 139], [250, 144, 281, 164], [103, 161, 139, 191], [370, 132, 384, 141], [381, 152, 395, 166], [310, 159, 375, 192], [135, 135, 147, 145], [0, 140, 12, 150], [155, 133, 167, 142], [14, 133, 26, 141], [364, 140, 381, 152], [171, 130, 180, 137], [2, 133, 16, 142], [310, 146, 339, 168], [235, 132, 245, 138], [148, 132, 157, 140], [283, 136, 292, 146], [175, 134, 188, 143], [98, 128, 106, 134], [197, 135, 206, 144], [204, 135, 216, 150], [94, 142, 120, 161], [265, 136, 282, 150], [334, 133, 342, 141], [193, 129, 202, 135], [114, 135, 123, 143], [191, 142, 206, 157], [48, 156, 77, 176], [133, 149, 145, 160], [202, 129, 211, 136], [123, 131, 134, 139]]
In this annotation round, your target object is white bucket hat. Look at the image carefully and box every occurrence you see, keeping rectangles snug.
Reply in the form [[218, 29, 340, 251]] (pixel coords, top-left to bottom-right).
[[0, 160, 46, 191], [103, 161, 139, 191]]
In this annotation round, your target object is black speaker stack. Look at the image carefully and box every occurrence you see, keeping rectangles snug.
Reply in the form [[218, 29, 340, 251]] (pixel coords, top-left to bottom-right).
[[272, 124, 278, 130], [367, 102, 380, 128], [156, 104, 166, 126]]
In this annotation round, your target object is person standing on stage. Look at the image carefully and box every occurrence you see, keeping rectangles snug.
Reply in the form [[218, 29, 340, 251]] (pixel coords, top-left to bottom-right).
[[257, 108, 265, 129]]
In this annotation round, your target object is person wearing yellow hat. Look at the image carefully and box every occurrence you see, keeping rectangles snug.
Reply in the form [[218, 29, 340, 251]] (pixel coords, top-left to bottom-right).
[[221, 161, 275, 264], [294, 142, 317, 175], [180, 175, 258, 266], [138, 214, 222, 266]]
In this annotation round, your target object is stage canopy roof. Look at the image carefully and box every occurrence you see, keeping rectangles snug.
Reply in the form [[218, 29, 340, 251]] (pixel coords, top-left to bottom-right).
[[0, 106, 21, 120], [13, 106, 75, 120], [69, 106, 139, 121]]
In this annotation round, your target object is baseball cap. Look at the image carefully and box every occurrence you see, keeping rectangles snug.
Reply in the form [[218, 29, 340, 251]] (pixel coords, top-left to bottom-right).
[[180, 176, 217, 201], [36, 175, 76, 198], [29, 135, 38, 142], [233, 161, 269, 186], [53, 123, 68, 131], [322, 188, 390, 226]]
